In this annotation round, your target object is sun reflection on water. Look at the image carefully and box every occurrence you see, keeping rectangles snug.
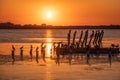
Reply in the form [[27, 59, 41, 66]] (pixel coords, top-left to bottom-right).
[[45, 30, 53, 57], [46, 43, 52, 57]]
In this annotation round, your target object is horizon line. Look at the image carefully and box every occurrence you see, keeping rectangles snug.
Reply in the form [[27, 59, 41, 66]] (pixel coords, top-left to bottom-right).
[[0, 22, 120, 26]]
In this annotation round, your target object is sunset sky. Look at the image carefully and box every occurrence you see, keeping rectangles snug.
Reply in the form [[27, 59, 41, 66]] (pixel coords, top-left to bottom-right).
[[0, 0, 120, 25]]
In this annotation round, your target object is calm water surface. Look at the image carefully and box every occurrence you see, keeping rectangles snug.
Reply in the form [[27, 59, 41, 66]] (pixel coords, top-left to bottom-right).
[[0, 29, 120, 43], [0, 29, 120, 55], [0, 29, 120, 80]]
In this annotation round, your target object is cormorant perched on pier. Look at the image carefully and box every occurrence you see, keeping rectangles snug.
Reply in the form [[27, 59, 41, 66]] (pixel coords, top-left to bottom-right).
[[11, 45, 15, 64], [30, 45, 33, 61], [36, 46, 39, 63], [20, 46, 23, 61]]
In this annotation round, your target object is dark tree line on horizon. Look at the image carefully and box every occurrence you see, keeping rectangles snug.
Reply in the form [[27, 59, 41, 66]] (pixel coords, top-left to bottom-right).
[[0, 22, 120, 29]]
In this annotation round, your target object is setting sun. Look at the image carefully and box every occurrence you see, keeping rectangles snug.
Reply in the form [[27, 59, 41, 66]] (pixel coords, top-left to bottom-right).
[[46, 11, 52, 18]]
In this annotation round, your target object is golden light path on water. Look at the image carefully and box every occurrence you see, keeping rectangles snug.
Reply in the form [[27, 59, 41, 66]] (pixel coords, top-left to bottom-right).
[[44, 30, 53, 79], [46, 38, 52, 57], [45, 30, 53, 57]]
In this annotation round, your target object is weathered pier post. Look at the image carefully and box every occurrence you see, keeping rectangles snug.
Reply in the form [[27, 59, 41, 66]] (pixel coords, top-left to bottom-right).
[[20, 46, 24, 61], [82, 30, 88, 47], [67, 30, 71, 47], [98, 30, 104, 47], [88, 30, 94, 46], [72, 31, 77, 47], [11, 45, 15, 64], [30, 45, 33, 61], [108, 46, 113, 67], [36, 47, 39, 63], [78, 30, 83, 48], [93, 30, 99, 46], [56, 44, 60, 65]]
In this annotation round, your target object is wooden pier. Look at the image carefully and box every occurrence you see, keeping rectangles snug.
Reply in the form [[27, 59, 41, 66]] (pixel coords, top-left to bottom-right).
[[10, 30, 120, 65], [55, 30, 120, 65]]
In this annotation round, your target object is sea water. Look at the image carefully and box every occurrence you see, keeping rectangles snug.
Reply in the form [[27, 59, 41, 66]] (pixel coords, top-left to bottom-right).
[[0, 29, 120, 55]]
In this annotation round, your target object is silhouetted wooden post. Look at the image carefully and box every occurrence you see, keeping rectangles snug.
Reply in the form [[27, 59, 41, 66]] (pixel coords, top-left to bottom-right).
[[43, 45, 46, 62], [11, 45, 15, 64], [82, 30, 88, 47], [12, 45, 15, 50], [95, 30, 99, 46], [97, 30, 102, 46], [36, 47, 39, 63], [30, 45, 33, 61], [40, 42, 44, 58], [67, 30, 71, 47], [108, 47, 112, 67], [93, 30, 98, 45], [72, 31, 77, 46], [56, 44, 60, 65], [78, 30, 83, 48], [93, 30, 100, 46], [20, 46, 23, 61], [98, 30, 104, 47], [53, 42, 56, 57], [50, 48, 52, 58], [88, 30, 94, 46], [93, 30, 101, 46]]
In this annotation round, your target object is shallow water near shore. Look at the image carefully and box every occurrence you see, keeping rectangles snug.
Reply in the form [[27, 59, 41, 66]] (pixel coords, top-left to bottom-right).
[[0, 29, 120, 80], [0, 29, 120, 55], [0, 60, 120, 80]]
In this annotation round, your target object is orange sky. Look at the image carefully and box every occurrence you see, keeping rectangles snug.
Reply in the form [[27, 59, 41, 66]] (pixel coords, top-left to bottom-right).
[[0, 0, 120, 25]]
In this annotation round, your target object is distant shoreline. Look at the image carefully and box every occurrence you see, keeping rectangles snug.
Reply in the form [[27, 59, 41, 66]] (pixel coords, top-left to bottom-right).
[[1, 28, 120, 29], [0, 22, 120, 29]]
